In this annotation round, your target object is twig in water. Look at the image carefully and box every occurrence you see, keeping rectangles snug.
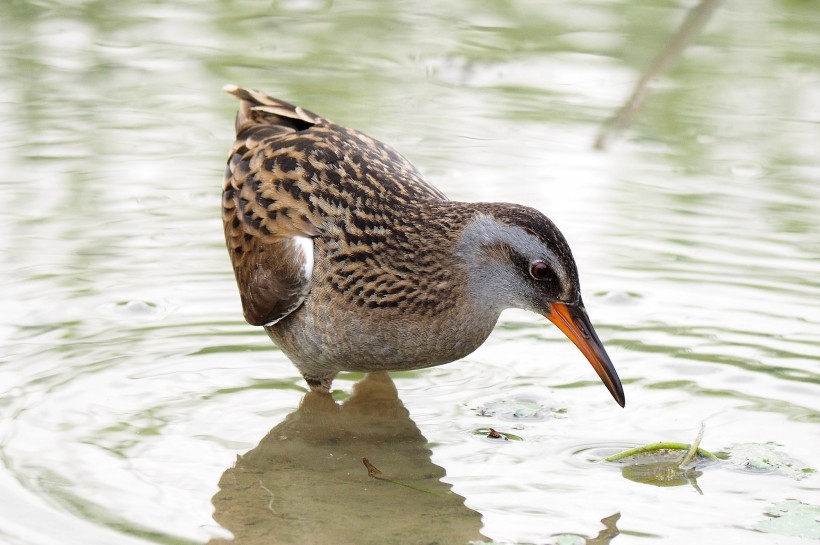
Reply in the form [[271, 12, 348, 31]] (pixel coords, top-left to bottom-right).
[[594, 0, 722, 150], [678, 422, 706, 470]]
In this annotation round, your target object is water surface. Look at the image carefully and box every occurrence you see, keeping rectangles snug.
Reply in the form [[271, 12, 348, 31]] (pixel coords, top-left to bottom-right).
[[1, 1, 819, 544]]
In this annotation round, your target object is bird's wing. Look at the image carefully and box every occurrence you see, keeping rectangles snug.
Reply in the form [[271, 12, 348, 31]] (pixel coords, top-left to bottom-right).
[[221, 85, 447, 326], [222, 86, 323, 326]]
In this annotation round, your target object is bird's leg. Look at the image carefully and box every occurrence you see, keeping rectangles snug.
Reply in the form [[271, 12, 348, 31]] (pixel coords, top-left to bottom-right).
[[303, 373, 335, 394]]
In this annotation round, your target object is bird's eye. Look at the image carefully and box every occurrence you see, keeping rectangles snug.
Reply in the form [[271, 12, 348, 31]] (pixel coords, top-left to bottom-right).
[[529, 261, 553, 281]]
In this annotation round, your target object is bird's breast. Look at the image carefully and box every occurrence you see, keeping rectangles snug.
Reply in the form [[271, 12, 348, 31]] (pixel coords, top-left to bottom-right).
[[266, 286, 500, 376]]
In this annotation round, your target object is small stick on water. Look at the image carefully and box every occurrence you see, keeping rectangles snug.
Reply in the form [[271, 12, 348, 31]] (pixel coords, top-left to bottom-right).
[[678, 422, 705, 470], [361, 457, 447, 497], [594, 0, 722, 150]]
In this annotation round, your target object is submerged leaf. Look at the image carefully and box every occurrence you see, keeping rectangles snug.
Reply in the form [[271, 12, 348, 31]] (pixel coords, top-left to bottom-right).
[[604, 439, 716, 492], [621, 461, 703, 489]]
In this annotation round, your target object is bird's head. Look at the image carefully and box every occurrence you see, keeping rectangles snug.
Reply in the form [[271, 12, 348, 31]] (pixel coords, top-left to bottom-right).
[[457, 204, 625, 407]]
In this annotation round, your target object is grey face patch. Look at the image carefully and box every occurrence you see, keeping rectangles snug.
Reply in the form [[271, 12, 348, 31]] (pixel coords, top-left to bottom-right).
[[457, 214, 574, 313]]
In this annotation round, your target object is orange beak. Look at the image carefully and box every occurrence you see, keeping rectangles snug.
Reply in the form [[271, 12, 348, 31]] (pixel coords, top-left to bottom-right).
[[546, 302, 625, 407]]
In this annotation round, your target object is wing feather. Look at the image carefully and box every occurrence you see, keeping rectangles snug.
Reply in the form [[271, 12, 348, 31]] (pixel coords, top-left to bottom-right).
[[221, 85, 447, 326], [222, 86, 323, 325]]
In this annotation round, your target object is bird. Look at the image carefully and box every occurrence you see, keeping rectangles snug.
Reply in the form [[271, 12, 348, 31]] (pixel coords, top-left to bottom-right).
[[221, 85, 625, 407]]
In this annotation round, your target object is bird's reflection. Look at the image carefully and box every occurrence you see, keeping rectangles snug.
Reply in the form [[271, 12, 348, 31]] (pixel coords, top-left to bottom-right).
[[208, 372, 485, 545], [567, 512, 621, 545]]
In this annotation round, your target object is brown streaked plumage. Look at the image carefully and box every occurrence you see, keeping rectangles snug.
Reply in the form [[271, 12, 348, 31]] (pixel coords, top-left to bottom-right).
[[222, 85, 625, 407]]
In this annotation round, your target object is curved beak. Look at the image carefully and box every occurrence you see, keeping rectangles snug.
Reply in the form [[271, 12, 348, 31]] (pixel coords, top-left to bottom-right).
[[545, 302, 625, 407]]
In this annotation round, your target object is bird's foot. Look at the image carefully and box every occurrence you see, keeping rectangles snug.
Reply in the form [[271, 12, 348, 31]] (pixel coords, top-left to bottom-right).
[[304, 374, 335, 394]]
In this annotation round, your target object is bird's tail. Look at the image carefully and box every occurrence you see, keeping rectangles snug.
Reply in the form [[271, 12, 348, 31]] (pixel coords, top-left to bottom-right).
[[223, 84, 324, 136]]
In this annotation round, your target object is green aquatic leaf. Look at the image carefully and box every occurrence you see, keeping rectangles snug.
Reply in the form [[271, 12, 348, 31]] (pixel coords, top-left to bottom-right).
[[603, 437, 716, 492], [604, 442, 719, 462], [726, 442, 813, 480], [755, 500, 820, 539]]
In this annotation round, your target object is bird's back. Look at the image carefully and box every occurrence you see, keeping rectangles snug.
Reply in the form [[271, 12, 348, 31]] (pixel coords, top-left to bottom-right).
[[222, 86, 446, 233]]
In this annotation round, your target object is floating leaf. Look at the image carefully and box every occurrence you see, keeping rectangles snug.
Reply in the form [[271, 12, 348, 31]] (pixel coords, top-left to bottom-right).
[[604, 442, 718, 462], [755, 500, 820, 539], [725, 442, 813, 480], [473, 428, 523, 441], [604, 434, 717, 493]]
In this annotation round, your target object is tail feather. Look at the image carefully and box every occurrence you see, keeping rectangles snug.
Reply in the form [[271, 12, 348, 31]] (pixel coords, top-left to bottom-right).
[[223, 84, 324, 135]]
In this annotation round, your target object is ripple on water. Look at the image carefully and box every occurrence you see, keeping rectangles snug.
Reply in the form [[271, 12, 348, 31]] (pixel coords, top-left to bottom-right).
[[100, 299, 169, 320]]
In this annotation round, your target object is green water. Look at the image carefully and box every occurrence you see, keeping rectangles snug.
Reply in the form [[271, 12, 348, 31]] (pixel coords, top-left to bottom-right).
[[1, 1, 819, 544]]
